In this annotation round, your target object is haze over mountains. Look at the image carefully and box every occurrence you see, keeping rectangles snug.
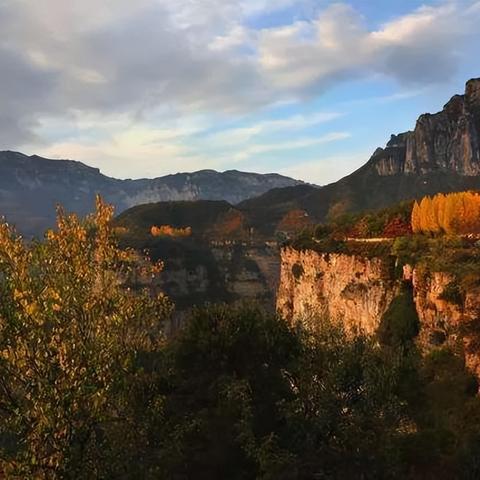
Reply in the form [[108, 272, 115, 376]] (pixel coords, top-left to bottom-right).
[[0, 151, 303, 236]]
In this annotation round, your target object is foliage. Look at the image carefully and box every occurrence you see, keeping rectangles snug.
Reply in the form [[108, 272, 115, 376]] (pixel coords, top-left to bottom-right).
[[153, 304, 301, 480], [151, 225, 192, 238], [412, 191, 480, 235], [324, 201, 413, 239], [402, 348, 480, 478], [291, 263, 304, 280], [378, 282, 420, 348], [153, 306, 410, 479], [439, 281, 464, 306], [0, 197, 172, 478], [2, 197, 480, 478]]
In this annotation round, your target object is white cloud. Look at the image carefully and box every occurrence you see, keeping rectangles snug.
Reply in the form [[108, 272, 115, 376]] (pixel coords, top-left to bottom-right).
[[230, 132, 351, 162], [208, 111, 343, 144], [258, 2, 478, 93], [278, 151, 371, 185], [0, 0, 479, 180]]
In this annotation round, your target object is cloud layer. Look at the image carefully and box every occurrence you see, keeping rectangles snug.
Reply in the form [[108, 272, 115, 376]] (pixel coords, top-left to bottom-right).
[[0, 0, 479, 177]]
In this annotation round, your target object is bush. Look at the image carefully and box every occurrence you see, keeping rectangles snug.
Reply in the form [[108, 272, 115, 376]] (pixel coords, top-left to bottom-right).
[[439, 281, 464, 306], [378, 282, 419, 348], [292, 263, 304, 279]]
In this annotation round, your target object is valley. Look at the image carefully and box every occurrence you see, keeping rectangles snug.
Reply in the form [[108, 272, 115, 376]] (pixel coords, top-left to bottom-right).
[[4, 1, 480, 476]]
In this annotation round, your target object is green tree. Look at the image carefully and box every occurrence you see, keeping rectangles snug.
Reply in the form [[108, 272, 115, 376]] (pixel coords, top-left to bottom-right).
[[153, 304, 300, 480]]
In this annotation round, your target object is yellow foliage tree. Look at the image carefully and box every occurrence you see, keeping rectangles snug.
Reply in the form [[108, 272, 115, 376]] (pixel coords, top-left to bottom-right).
[[151, 225, 192, 237], [0, 197, 171, 478], [411, 201, 422, 234], [411, 191, 480, 235]]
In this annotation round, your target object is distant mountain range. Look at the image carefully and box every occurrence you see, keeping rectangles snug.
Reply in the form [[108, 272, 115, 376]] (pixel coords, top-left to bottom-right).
[[0, 151, 303, 236]]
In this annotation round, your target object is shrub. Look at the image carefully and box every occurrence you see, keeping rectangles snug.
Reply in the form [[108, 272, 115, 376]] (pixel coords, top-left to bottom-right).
[[292, 263, 305, 280], [378, 282, 420, 348]]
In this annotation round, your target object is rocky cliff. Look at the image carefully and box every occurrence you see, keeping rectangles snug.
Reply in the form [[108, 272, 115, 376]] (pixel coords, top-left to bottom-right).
[[404, 265, 480, 378], [241, 79, 480, 232], [373, 78, 480, 176], [277, 247, 397, 334], [277, 246, 480, 377], [132, 240, 280, 311]]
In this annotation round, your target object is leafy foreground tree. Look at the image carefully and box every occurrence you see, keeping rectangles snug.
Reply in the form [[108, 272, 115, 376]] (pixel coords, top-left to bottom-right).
[[153, 307, 411, 480], [0, 198, 172, 478]]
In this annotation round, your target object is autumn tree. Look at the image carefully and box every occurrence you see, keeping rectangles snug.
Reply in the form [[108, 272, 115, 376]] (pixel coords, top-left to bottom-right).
[[411, 191, 480, 235], [411, 201, 422, 234], [0, 197, 171, 478]]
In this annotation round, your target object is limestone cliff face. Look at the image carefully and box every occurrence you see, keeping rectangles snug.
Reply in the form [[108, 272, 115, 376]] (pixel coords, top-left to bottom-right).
[[373, 78, 480, 176], [278, 247, 480, 377], [277, 247, 397, 334], [404, 266, 480, 378]]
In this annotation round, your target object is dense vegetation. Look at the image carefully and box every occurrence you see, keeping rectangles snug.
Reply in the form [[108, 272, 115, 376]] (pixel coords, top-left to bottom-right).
[[1, 200, 480, 478]]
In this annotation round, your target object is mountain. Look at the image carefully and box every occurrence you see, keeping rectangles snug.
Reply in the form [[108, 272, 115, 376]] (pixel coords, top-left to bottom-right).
[[239, 77, 480, 234], [114, 78, 480, 310], [0, 151, 303, 236]]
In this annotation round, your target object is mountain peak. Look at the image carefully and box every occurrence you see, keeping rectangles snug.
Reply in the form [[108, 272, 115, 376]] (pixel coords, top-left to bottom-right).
[[371, 78, 480, 177], [466, 77, 480, 107]]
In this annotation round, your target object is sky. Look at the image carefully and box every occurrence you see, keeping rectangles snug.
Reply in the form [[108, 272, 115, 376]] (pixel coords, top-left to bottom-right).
[[1, 0, 480, 185]]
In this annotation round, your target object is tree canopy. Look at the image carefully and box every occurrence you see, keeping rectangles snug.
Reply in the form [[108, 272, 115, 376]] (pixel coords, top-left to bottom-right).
[[412, 191, 480, 235]]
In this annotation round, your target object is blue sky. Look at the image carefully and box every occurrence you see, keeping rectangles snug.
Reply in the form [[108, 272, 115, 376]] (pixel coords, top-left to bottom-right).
[[1, 0, 480, 184]]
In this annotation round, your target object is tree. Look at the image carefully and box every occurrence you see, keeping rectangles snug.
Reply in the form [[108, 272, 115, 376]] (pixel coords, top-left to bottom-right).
[[419, 196, 439, 234], [0, 197, 171, 478], [411, 191, 480, 235], [152, 306, 410, 479], [153, 304, 300, 480]]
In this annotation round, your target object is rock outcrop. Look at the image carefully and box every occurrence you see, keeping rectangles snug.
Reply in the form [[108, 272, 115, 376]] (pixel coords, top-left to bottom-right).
[[373, 78, 480, 176], [277, 246, 480, 378], [277, 247, 397, 334], [405, 266, 480, 378], [134, 241, 280, 311]]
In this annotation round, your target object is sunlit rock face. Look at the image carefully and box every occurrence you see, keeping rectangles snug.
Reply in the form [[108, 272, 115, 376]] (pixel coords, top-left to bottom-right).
[[276, 247, 397, 335], [373, 78, 480, 177], [277, 246, 480, 379], [406, 266, 480, 379]]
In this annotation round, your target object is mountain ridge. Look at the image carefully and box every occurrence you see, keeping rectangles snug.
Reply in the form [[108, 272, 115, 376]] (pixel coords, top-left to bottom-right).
[[0, 150, 304, 236]]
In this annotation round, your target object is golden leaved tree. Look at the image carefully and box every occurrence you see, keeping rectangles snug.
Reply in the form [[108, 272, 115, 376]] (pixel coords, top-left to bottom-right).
[[0, 197, 171, 478], [411, 191, 480, 235]]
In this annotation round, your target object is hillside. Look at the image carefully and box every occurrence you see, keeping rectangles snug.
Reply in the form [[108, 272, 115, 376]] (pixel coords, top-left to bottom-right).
[[240, 78, 480, 233], [0, 151, 302, 236]]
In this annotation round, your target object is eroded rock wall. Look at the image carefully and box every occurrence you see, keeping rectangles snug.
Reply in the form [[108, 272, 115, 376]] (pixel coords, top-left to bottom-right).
[[405, 265, 480, 377], [277, 247, 397, 334], [373, 78, 480, 176], [278, 247, 480, 377]]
